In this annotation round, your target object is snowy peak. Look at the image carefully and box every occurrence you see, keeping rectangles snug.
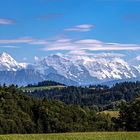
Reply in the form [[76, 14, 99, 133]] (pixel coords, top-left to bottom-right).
[[33, 54, 140, 85], [84, 57, 133, 80], [0, 52, 27, 71], [34, 55, 75, 77], [0, 52, 140, 86], [0, 52, 18, 66]]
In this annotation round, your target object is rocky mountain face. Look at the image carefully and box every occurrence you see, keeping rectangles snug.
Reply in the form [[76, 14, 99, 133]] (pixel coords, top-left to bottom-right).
[[0, 52, 140, 86]]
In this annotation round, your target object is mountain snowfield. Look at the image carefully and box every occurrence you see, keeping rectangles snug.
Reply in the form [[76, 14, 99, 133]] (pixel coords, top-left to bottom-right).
[[0, 52, 140, 86], [0, 52, 27, 71]]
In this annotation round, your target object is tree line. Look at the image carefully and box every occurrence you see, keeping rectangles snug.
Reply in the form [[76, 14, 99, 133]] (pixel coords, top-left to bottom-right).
[[27, 81, 140, 111], [0, 82, 140, 133], [0, 85, 114, 133], [27, 80, 65, 87]]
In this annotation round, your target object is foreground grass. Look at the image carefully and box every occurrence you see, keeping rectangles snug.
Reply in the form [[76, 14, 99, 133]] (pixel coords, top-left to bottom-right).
[[0, 132, 140, 140]]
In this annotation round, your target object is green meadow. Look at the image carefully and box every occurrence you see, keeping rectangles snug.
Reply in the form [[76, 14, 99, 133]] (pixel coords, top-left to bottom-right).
[[21, 85, 66, 92], [0, 132, 140, 140]]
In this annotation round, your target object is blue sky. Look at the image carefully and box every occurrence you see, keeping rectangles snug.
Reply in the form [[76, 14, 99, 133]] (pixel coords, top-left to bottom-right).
[[0, 0, 140, 62]]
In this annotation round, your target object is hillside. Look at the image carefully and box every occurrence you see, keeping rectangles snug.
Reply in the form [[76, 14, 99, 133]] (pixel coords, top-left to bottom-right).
[[22, 80, 66, 92], [0, 85, 115, 133], [0, 82, 140, 133], [25, 81, 140, 110]]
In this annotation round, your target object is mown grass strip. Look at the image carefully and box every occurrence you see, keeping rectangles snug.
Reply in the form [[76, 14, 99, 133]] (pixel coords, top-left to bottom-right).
[[0, 132, 140, 140]]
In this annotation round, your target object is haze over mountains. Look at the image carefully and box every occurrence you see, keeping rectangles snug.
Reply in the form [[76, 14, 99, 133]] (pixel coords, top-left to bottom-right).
[[0, 52, 140, 86]]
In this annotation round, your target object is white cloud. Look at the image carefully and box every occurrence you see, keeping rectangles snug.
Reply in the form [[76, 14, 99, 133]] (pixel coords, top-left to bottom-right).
[[0, 37, 35, 44], [92, 52, 125, 58], [65, 24, 95, 32], [30, 40, 48, 45], [67, 50, 89, 55], [136, 56, 140, 61], [67, 50, 125, 58], [1, 37, 140, 53], [75, 39, 102, 44], [0, 37, 48, 45], [0, 45, 18, 48], [0, 18, 16, 25], [56, 39, 72, 43], [43, 38, 140, 52]]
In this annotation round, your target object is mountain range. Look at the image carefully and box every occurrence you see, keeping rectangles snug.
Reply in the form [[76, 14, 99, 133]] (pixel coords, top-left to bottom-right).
[[0, 52, 140, 86]]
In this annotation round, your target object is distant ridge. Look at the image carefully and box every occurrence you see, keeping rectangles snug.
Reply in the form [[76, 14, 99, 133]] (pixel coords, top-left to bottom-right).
[[0, 52, 140, 86]]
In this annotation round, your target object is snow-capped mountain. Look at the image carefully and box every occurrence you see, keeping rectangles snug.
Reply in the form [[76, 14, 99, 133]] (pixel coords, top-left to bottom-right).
[[33, 54, 140, 85], [0, 52, 43, 86], [0, 52, 140, 86], [0, 52, 27, 71]]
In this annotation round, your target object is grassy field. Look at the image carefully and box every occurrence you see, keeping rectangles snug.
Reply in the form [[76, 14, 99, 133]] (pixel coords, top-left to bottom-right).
[[21, 85, 66, 92], [99, 110, 120, 118], [0, 132, 140, 140]]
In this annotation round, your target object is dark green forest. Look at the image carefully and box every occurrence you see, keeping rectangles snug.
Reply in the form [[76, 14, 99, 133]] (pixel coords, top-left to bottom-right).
[[26, 81, 140, 111], [0, 81, 140, 133]]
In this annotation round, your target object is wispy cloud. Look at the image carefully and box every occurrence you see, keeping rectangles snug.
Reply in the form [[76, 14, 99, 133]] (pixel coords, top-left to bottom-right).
[[135, 55, 140, 61], [65, 24, 95, 32], [42, 38, 140, 52], [1, 37, 140, 53], [0, 37, 36, 44], [0, 18, 16, 25], [0, 37, 48, 46], [0, 45, 18, 48], [67, 50, 125, 58]]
